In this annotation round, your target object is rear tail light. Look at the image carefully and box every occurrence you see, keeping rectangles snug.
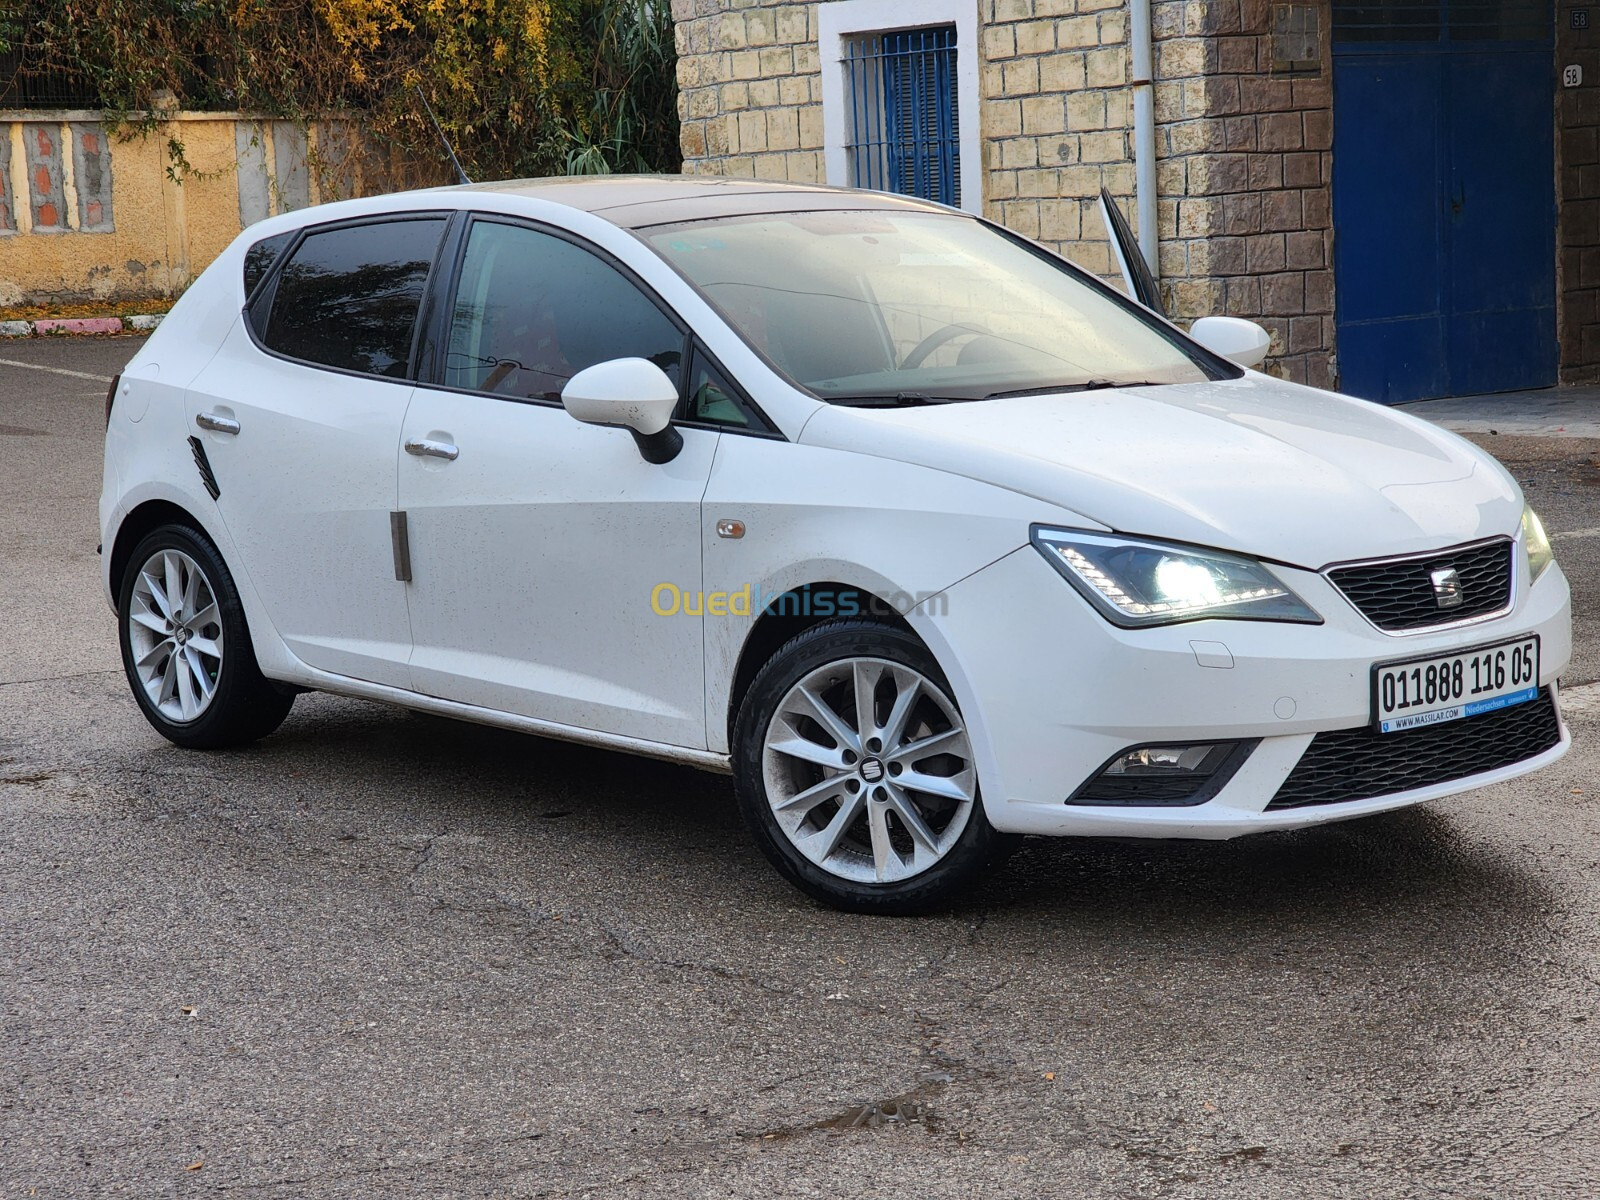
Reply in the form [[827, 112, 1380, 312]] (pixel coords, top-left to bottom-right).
[[105, 373, 122, 427]]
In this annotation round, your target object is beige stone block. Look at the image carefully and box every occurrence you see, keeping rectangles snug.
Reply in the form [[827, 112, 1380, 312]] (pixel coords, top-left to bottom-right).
[[794, 43, 820, 74], [1158, 158, 1186, 196], [721, 82, 750, 111], [779, 76, 808, 105], [1038, 51, 1087, 92], [1079, 130, 1126, 163], [749, 79, 780, 108], [1183, 0, 1209, 35], [1153, 81, 1183, 123], [1002, 199, 1042, 239], [1103, 91, 1130, 128], [1076, 0, 1123, 11], [1016, 19, 1056, 54], [1059, 164, 1104, 197], [729, 50, 762, 80], [1100, 11, 1127, 43], [1166, 119, 1215, 156], [1156, 38, 1207, 79], [744, 10, 776, 46], [706, 117, 730, 156], [983, 61, 1007, 99], [753, 153, 789, 180], [680, 122, 708, 159], [1156, 197, 1179, 237], [1034, 0, 1077, 14], [1039, 198, 1082, 240], [987, 168, 1019, 199], [1085, 46, 1126, 87], [1102, 161, 1135, 195], [767, 109, 800, 151], [1177, 197, 1215, 237], [985, 25, 1017, 59], [687, 88, 719, 119], [776, 8, 809, 44], [737, 110, 767, 153], [758, 46, 794, 74], [1002, 57, 1041, 95], [1022, 96, 1067, 135], [1001, 137, 1040, 169], [986, 99, 1023, 138], [717, 18, 746, 50], [724, 154, 757, 178], [1066, 91, 1107, 131], [798, 105, 823, 150], [1018, 167, 1061, 196], [1069, 241, 1113, 275], [785, 151, 821, 182], [1057, 15, 1099, 48], [994, 0, 1035, 21]]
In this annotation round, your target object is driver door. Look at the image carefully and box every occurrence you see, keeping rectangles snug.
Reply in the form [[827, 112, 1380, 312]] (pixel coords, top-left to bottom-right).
[[397, 217, 715, 748]]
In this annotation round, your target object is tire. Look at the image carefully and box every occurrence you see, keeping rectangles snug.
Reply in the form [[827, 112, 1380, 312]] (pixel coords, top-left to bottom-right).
[[117, 523, 293, 749], [732, 619, 1013, 915]]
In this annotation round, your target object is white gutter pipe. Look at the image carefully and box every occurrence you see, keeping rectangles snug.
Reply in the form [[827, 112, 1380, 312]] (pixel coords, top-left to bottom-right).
[[1130, 0, 1159, 282]]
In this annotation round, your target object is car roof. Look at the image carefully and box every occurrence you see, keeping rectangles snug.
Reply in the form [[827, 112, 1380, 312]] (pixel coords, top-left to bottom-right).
[[441, 174, 955, 229]]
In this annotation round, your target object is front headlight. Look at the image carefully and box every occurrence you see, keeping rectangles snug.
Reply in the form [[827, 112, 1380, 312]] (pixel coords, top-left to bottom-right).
[[1031, 527, 1323, 628], [1523, 506, 1555, 581]]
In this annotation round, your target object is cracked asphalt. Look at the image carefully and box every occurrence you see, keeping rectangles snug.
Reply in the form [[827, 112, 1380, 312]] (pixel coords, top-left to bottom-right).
[[2, 337, 1597, 1198]]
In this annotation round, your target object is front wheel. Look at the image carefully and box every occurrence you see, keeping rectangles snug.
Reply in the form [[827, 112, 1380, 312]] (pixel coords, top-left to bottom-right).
[[732, 620, 1012, 914], [117, 524, 293, 749]]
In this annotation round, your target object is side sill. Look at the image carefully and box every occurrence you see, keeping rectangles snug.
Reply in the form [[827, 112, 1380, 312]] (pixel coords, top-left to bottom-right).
[[280, 669, 733, 774]]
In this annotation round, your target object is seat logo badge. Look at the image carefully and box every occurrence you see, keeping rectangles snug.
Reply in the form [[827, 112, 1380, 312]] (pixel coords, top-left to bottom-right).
[[860, 758, 885, 782], [1430, 566, 1464, 609]]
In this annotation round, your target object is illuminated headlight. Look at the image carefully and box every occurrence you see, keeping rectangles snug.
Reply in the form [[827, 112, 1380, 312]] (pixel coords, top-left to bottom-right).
[[1523, 505, 1555, 582], [1031, 527, 1322, 628]]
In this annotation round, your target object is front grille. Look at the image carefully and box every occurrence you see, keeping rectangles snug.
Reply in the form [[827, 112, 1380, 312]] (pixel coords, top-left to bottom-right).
[[1266, 688, 1561, 810], [1328, 539, 1513, 632]]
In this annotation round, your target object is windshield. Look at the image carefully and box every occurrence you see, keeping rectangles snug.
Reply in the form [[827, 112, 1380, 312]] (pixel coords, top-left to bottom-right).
[[645, 209, 1219, 403]]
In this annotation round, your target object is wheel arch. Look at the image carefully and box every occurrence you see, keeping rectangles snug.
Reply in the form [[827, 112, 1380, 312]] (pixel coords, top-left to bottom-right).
[[725, 581, 919, 745], [108, 499, 216, 616]]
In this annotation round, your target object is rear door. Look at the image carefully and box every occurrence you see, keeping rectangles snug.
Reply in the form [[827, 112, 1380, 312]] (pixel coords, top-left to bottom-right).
[[186, 215, 449, 688]]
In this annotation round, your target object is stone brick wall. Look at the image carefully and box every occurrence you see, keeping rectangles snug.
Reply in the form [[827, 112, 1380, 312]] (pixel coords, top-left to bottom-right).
[[673, 1, 826, 185], [1558, 9, 1600, 383], [673, 0, 1339, 382], [1162, 0, 1336, 388]]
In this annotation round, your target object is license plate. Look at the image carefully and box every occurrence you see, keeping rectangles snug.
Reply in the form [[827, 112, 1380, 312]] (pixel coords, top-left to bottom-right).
[[1372, 635, 1540, 733]]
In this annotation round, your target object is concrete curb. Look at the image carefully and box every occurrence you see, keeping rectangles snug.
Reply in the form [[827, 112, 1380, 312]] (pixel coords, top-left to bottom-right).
[[0, 314, 165, 338]]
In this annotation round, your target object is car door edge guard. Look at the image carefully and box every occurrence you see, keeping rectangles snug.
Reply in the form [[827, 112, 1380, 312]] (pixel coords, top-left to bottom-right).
[[391, 510, 413, 582]]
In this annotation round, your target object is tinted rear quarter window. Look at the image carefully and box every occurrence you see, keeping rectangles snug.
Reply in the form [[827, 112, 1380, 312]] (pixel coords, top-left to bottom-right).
[[262, 218, 447, 378], [242, 231, 294, 300]]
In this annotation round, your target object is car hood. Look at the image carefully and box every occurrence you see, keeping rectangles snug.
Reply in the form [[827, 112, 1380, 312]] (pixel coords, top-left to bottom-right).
[[798, 373, 1523, 568]]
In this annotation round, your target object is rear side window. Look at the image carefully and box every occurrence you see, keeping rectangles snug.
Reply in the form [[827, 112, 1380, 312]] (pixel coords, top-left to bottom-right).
[[261, 218, 446, 379], [242, 231, 293, 300]]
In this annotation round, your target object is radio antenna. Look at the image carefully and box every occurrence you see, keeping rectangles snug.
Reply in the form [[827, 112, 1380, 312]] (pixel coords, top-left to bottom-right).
[[414, 84, 471, 185]]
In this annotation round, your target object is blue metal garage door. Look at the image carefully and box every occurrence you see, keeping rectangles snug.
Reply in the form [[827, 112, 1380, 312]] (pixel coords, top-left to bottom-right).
[[1332, 1, 1557, 403]]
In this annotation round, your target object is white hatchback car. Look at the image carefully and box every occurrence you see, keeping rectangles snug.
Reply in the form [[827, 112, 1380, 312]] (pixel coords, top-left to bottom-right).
[[101, 177, 1572, 913]]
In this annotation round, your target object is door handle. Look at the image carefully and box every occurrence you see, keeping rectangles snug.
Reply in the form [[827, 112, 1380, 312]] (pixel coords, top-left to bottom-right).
[[404, 437, 459, 461], [195, 411, 240, 435]]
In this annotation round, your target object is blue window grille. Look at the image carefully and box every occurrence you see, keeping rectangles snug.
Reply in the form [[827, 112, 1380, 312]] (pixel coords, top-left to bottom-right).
[[843, 25, 960, 206]]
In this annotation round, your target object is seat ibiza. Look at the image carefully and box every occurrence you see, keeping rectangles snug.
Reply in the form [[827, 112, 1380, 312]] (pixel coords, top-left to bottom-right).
[[100, 177, 1572, 913]]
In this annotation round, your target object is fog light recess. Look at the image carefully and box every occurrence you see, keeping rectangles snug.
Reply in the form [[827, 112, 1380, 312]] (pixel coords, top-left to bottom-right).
[[1067, 740, 1257, 807]]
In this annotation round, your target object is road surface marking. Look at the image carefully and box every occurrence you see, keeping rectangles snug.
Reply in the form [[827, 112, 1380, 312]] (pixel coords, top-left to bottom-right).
[[0, 357, 113, 383]]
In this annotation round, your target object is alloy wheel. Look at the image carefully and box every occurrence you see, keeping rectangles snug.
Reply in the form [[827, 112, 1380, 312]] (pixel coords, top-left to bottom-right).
[[126, 548, 225, 724], [761, 656, 976, 884]]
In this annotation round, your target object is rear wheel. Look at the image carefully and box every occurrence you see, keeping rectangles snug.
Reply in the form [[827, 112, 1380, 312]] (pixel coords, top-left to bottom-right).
[[117, 524, 293, 749], [733, 620, 1010, 914]]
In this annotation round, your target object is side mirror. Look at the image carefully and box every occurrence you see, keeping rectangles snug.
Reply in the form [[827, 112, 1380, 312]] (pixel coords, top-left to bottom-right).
[[561, 357, 683, 464], [1189, 316, 1271, 369]]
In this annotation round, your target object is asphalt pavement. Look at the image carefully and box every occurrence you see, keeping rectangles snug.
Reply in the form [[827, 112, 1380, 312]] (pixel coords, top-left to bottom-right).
[[2, 337, 1597, 1199]]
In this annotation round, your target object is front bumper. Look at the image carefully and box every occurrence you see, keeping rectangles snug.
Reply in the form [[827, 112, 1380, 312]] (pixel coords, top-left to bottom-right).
[[919, 544, 1573, 838]]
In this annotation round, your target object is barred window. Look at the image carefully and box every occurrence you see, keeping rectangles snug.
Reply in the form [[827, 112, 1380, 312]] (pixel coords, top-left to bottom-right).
[[841, 26, 960, 207]]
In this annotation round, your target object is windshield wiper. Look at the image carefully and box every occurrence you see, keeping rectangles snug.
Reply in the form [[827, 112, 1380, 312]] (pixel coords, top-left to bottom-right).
[[983, 379, 1164, 400], [826, 392, 975, 407]]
